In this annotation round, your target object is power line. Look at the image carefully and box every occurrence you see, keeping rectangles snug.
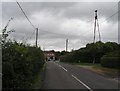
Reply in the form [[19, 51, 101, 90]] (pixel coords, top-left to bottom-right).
[[29, 30, 35, 41], [30, 7, 119, 40], [82, 3, 119, 36], [16, 1, 40, 47], [40, 6, 119, 39], [16, 1, 36, 29], [16, 1, 66, 46], [84, 8, 120, 37], [15, 0, 79, 46], [24, 30, 35, 44], [100, 9, 120, 24], [38, 28, 68, 37], [16, 1, 119, 44], [16, 1, 62, 41], [15, 1, 85, 38], [87, 3, 118, 24], [40, 6, 119, 38], [100, 3, 118, 19], [15, 1, 94, 39]]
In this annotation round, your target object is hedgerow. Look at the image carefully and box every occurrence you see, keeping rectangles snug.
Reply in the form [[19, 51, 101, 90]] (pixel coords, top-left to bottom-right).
[[2, 41, 45, 89]]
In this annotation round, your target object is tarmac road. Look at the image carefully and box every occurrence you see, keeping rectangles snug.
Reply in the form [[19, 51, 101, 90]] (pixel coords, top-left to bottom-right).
[[42, 61, 119, 90]]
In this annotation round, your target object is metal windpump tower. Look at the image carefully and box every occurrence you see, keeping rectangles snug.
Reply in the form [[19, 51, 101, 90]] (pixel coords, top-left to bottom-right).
[[93, 10, 101, 43]]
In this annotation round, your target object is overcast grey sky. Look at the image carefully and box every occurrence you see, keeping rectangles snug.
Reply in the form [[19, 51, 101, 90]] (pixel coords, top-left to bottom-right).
[[1, 1, 119, 51]]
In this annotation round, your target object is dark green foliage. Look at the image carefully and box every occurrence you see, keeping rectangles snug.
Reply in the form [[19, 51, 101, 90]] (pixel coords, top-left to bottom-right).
[[60, 41, 119, 64], [60, 52, 77, 63], [60, 49, 93, 63], [101, 51, 120, 68], [55, 51, 61, 60], [60, 50, 69, 55], [2, 41, 45, 89]]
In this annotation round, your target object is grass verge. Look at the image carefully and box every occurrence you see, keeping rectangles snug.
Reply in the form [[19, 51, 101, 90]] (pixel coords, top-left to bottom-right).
[[31, 64, 46, 89], [79, 63, 119, 78], [61, 62, 119, 78]]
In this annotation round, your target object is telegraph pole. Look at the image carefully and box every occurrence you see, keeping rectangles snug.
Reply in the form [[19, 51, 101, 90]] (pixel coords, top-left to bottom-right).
[[93, 10, 101, 43], [93, 10, 101, 64], [35, 28, 38, 47], [66, 39, 68, 52]]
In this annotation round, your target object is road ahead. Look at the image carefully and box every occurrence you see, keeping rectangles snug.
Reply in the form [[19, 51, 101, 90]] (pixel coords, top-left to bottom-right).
[[42, 61, 119, 90]]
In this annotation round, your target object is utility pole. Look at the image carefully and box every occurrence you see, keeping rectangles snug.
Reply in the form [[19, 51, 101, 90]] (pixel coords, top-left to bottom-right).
[[35, 28, 38, 47], [43, 46, 45, 51], [93, 10, 101, 64], [66, 39, 68, 52], [93, 10, 101, 43]]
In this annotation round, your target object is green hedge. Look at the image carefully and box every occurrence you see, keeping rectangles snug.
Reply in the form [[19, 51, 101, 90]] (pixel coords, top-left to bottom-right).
[[60, 50, 93, 63], [101, 57, 119, 68], [60, 42, 120, 64], [2, 41, 45, 89]]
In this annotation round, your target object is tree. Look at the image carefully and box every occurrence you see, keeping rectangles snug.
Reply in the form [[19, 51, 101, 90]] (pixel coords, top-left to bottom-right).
[[60, 41, 119, 64]]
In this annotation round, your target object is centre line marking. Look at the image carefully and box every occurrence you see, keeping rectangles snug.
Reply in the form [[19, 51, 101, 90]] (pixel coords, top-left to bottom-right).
[[58, 65, 68, 72], [72, 75, 93, 91]]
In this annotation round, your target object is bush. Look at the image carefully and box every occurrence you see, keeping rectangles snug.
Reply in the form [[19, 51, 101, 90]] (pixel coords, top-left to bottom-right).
[[60, 42, 120, 64], [101, 51, 120, 68], [2, 41, 45, 89], [101, 57, 119, 68], [60, 49, 93, 63]]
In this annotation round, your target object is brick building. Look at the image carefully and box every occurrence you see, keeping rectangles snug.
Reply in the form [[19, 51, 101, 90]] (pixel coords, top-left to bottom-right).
[[44, 51, 56, 61]]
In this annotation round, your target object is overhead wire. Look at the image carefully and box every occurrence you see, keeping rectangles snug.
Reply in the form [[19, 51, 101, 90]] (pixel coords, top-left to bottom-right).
[[16, 0, 36, 30], [98, 2, 118, 22], [16, 1, 70, 37], [16, 1, 119, 43], [24, 29, 35, 44], [84, 7, 119, 37], [81, 2, 118, 38], [100, 9, 120, 24], [86, 3, 118, 24], [38, 28, 69, 37], [16, 1, 70, 42], [37, 3, 119, 40], [16, 0, 37, 44], [16, 1, 82, 39]]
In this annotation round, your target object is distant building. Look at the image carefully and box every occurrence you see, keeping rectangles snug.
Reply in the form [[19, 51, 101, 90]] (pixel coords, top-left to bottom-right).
[[44, 51, 55, 61]]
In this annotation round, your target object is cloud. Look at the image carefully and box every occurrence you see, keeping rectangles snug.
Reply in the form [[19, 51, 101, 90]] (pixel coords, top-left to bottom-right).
[[63, 2, 118, 22], [2, 2, 118, 51]]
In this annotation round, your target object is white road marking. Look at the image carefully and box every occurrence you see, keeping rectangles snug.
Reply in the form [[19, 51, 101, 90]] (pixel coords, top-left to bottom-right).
[[58, 65, 68, 72], [56, 62, 92, 91], [72, 75, 93, 91]]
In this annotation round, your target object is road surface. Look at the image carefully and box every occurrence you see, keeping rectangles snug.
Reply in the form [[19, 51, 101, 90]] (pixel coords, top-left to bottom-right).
[[42, 61, 119, 90]]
